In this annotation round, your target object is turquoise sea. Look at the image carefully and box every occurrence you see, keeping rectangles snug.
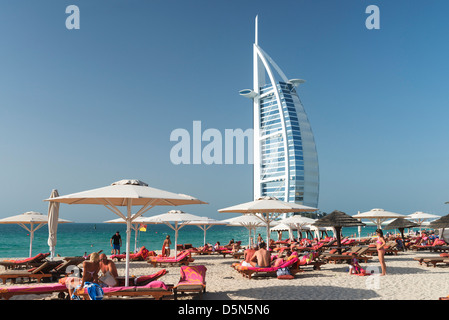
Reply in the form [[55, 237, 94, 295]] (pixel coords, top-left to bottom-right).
[[0, 223, 388, 258]]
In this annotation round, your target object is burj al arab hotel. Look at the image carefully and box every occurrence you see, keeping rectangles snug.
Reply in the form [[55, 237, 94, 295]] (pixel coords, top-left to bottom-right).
[[239, 16, 319, 209]]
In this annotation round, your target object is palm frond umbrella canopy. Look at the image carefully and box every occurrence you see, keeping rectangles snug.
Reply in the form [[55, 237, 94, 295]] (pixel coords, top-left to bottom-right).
[[384, 218, 418, 250], [0, 211, 72, 257], [353, 208, 405, 229], [44, 179, 206, 286], [143, 210, 208, 257], [181, 217, 228, 246], [222, 214, 268, 246], [219, 196, 318, 245], [428, 214, 449, 242], [428, 214, 449, 229], [313, 210, 365, 254]]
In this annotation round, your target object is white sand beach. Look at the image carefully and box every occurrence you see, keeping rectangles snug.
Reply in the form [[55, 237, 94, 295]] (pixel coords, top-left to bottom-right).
[[1, 249, 449, 300]]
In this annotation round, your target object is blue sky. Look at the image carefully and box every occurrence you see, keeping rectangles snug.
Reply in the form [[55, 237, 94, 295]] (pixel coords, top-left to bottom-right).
[[0, 0, 448, 223]]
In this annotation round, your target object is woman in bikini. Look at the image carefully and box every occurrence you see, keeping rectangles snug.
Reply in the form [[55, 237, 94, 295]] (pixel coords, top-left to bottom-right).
[[376, 229, 387, 276], [68, 252, 101, 299], [162, 235, 171, 257]]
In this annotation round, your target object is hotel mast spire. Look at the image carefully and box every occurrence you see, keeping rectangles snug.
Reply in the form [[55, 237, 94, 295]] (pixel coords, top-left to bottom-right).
[[255, 15, 258, 45]]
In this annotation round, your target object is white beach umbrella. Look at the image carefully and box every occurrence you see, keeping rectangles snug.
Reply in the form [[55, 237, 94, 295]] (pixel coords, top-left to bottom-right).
[[143, 210, 208, 257], [407, 211, 440, 230], [353, 208, 405, 229], [47, 189, 60, 261], [281, 215, 316, 240], [104, 215, 158, 252], [0, 211, 72, 257], [222, 214, 267, 246], [44, 179, 206, 286], [181, 217, 228, 246], [219, 196, 318, 245], [270, 223, 295, 241]]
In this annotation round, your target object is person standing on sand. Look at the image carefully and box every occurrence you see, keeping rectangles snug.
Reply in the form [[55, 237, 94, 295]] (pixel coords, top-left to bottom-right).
[[376, 229, 387, 276], [162, 235, 171, 257], [110, 231, 122, 255]]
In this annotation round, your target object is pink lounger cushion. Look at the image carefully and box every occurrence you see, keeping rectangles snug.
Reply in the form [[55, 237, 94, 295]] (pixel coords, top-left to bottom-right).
[[237, 257, 299, 272], [0, 283, 67, 295]]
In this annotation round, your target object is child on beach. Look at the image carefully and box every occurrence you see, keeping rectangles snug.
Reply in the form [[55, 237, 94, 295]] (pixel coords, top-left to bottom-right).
[[348, 253, 365, 275]]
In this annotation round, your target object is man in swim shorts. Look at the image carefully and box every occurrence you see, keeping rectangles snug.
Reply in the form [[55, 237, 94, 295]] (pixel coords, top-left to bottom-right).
[[250, 242, 271, 268], [110, 231, 122, 255]]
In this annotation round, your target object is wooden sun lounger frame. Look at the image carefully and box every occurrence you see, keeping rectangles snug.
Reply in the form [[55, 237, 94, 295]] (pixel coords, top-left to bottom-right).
[[76, 286, 174, 300], [0, 260, 63, 284], [0, 284, 68, 300], [147, 251, 193, 267], [413, 256, 449, 268], [173, 284, 206, 300], [0, 253, 50, 270]]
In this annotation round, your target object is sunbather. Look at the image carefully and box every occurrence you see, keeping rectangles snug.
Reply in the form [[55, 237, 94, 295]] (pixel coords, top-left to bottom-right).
[[99, 253, 118, 287], [241, 244, 257, 267], [250, 242, 271, 268], [68, 252, 102, 300]]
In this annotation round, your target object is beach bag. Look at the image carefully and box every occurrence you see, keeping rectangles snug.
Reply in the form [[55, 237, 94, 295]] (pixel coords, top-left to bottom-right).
[[277, 267, 294, 279], [99, 272, 117, 287], [276, 267, 291, 277]]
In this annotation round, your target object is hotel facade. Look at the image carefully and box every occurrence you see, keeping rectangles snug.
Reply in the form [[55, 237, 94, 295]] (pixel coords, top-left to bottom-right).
[[240, 17, 319, 210]]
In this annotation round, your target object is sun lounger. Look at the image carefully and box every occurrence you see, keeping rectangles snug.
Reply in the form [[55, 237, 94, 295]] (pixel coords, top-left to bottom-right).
[[234, 257, 300, 279], [294, 242, 325, 253], [50, 257, 85, 278], [147, 250, 193, 267], [0, 260, 63, 284], [297, 252, 326, 270], [321, 247, 372, 264], [411, 239, 447, 251], [0, 253, 50, 270], [414, 255, 449, 268], [74, 281, 173, 300], [0, 283, 68, 300], [173, 265, 207, 300], [111, 246, 155, 262]]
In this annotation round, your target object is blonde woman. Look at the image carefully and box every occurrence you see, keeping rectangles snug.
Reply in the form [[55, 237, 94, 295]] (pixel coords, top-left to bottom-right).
[[68, 252, 101, 300]]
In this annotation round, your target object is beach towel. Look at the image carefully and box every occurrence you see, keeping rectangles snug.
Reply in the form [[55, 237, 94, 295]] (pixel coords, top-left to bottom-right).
[[72, 282, 104, 300]]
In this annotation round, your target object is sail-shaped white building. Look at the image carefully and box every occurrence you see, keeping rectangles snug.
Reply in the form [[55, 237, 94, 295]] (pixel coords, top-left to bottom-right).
[[240, 16, 319, 210]]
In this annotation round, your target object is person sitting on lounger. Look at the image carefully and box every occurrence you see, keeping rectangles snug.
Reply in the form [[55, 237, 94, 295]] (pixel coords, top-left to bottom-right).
[[250, 242, 271, 268], [98, 253, 118, 287], [212, 241, 220, 252], [68, 252, 102, 300], [241, 244, 257, 267]]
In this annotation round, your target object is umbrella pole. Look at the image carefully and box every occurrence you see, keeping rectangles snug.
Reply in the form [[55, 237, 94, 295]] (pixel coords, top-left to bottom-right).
[[174, 222, 179, 257], [125, 202, 132, 287], [335, 226, 342, 254], [29, 225, 34, 258]]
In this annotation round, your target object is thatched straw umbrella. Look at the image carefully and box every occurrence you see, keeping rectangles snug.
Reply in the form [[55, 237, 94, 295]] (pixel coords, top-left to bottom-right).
[[428, 214, 449, 229], [313, 210, 365, 254], [384, 218, 418, 251], [428, 214, 449, 242]]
